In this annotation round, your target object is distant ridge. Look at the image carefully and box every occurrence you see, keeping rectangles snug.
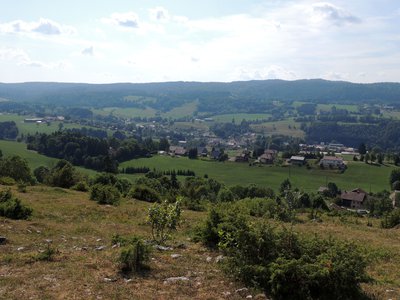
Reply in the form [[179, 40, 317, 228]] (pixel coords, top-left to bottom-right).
[[1, 79, 400, 107]]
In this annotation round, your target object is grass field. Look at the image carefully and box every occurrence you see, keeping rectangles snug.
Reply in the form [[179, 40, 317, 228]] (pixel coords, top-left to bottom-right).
[[0, 114, 87, 137], [162, 101, 198, 119], [211, 113, 271, 122], [251, 119, 305, 138], [0, 140, 97, 176], [92, 107, 157, 119], [120, 155, 396, 192], [0, 185, 399, 299]]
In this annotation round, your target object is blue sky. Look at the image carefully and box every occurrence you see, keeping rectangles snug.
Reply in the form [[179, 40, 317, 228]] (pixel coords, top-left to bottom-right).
[[0, 0, 399, 83]]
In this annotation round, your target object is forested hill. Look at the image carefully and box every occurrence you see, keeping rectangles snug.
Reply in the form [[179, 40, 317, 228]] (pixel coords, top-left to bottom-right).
[[1, 79, 400, 110]]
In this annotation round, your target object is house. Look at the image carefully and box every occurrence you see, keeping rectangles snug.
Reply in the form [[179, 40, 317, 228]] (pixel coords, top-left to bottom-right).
[[317, 186, 328, 194], [340, 188, 367, 209], [210, 149, 221, 160], [197, 147, 209, 157], [234, 150, 251, 162], [290, 156, 306, 165], [169, 146, 187, 156], [259, 149, 278, 164], [319, 156, 345, 169]]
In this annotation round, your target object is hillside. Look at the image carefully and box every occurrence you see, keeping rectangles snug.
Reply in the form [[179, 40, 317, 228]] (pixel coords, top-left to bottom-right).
[[0, 185, 399, 299], [1, 80, 400, 111]]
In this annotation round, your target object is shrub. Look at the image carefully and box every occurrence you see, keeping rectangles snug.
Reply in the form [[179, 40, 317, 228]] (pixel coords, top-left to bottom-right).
[[119, 237, 151, 274], [33, 166, 50, 183], [90, 184, 120, 205], [220, 222, 369, 300], [71, 181, 89, 192], [130, 185, 160, 203], [0, 176, 16, 186], [37, 244, 57, 261], [17, 183, 27, 193], [148, 199, 182, 244], [381, 209, 400, 228], [0, 189, 32, 220]]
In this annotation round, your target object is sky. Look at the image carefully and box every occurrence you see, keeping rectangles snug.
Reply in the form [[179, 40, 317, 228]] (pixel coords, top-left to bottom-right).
[[0, 0, 399, 83]]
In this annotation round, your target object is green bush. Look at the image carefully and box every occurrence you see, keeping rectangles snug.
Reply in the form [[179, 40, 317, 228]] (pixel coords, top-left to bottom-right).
[[71, 181, 89, 192], [197, 205, 369, 299], [130, 185, 160, 203], [37, 244, 57, 261], [0, 189, 32, 220], [90, 184, 120, 205], [0, 176, 16, 186], [381, 209, 400, 228], [148, 199, 182, 244], [119, 237, 151, 274]]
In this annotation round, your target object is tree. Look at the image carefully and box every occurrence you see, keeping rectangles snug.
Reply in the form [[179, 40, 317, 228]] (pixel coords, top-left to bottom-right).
[[90, 184, 120, 205], [159, 137, 170, 151], [365, 153, 370, 164], [34, 166, 50, 183], [358, 143, 367, 155], [188, 148, 198, 159], [147, 198, 182, 244], [0, 155, 34, 183], [392, 180, 400, 191], [280, 179, 291, 194], [47, 160, 80, 188], [390, 169, 400, 187]]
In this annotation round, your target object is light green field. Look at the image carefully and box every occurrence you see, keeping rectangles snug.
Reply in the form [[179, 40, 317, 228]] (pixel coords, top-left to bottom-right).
[[381, 110, 400, 120], [92, 107, 157, 119], [251, 119, 304, 138], [172, 121, 209, 131], [162, 101, 198, 119], [0, 140, 97, 176], [0, 114, 87, 137], [317, 103, 359, 113], [120, 155, 395, 192], [211, 113, 272, 122]]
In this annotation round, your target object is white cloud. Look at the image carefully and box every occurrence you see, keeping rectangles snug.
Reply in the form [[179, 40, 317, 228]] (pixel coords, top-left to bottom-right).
[[0, 47, 68, 69], [149, 7, 170, 22], [309, 2, 361, 26], [81, 46, 94, 56], [0, 18, 75, 35], [103, 12, 140, 28], [231, 65, 298, 81]]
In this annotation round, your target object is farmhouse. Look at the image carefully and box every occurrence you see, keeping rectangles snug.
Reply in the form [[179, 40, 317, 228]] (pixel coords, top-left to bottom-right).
[[259, 149, 278, 164], [340, 188, 367, 209], [319, 156, 345, 169], [210, 149, 222, 160], [169, 146, 187, 156], [197, 147, 209, 157], [290, 156, 306, 165]]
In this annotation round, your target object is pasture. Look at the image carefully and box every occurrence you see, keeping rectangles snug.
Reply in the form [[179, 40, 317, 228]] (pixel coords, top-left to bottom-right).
[[119, 155, 395, 192]]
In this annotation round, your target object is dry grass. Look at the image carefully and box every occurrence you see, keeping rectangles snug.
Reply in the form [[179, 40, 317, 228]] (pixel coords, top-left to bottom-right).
[[0, 186, 248, 300], [1, 185, 399, 299]]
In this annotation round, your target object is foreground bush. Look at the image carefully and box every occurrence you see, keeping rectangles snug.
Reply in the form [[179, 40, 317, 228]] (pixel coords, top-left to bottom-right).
[[197, 206, 370, 300], [130, 185, 160, 203], [117, 236, 151, 274], [0, 189, 32, 220], [148, 199, 182, 244], [90, 184, 120, 205], [381, 209, 400, 228]]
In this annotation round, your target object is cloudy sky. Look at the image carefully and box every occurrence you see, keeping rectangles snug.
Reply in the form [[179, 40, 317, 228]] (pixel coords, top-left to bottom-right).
[[0, 0, 399, 83]]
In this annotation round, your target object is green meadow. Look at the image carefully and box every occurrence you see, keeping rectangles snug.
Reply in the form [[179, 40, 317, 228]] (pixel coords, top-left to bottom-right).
[[0, 114, 85, 137], [120, 155, 395, 192], [0, 140, 97, 176], [211, 113, 272, 122]]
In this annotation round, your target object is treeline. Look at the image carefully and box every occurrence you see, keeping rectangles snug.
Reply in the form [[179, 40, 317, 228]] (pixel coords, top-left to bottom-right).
[[0, 121, 18, 140], [121, 167, 196, 177], [26, 131, 153, 173], [305, 120, 400, 150]]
